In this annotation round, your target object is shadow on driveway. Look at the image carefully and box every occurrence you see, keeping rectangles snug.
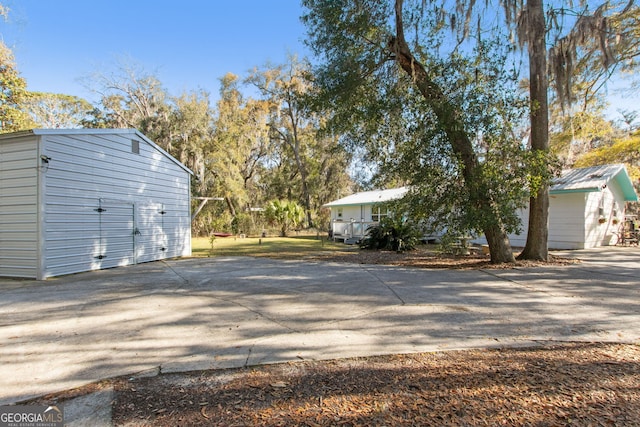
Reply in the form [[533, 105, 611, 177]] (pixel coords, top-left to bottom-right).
[[1, 247, 638, 405]]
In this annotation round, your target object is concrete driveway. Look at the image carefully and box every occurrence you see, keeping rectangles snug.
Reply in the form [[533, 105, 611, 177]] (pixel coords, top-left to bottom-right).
[[1, 247, 639, 405]]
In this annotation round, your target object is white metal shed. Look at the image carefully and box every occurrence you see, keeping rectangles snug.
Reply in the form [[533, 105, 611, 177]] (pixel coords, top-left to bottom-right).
[[0, 129, 192, 279]]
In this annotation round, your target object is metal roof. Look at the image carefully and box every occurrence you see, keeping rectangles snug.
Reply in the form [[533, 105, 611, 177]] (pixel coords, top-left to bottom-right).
[[323, 187, 409, 207], [324, 164, 638, 208], [551, 163, 638, 202]]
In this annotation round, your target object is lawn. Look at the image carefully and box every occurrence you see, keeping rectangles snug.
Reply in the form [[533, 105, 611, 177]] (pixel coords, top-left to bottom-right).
[[191, 234, 353, 259], [191, 235, 577, 269]]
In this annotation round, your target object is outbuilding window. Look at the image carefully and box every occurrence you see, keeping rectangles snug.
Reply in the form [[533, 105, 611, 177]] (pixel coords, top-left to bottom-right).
[[131, 139, 140, 154], [598, 198, 604, 217]]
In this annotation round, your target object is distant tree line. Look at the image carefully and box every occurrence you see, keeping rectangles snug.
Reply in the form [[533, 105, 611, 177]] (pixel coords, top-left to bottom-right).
[[0, 38, 355, 236]]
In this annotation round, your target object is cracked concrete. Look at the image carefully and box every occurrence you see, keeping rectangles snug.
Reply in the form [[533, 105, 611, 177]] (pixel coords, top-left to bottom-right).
[[0, 247, 639, 425]]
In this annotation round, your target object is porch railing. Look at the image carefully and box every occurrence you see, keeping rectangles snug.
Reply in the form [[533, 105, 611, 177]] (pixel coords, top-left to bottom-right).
[[330, 220, 377, 242]]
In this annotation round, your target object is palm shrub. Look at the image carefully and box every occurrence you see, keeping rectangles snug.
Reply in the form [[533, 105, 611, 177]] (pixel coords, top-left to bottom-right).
[[359, 214, 421, 252], [265, 199, 305, 237]]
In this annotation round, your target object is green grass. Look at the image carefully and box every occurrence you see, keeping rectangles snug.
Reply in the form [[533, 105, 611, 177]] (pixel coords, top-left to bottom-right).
[[192, 234, 351, 258]]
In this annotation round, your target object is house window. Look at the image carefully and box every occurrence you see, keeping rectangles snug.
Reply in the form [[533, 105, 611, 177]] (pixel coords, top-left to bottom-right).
[[371, 206, 388, 222], [131, 139, 140, 154], [337, 208, 343, 219]]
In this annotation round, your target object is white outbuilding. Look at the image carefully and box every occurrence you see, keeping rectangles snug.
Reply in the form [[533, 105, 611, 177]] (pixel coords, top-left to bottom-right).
[[513, 163, 638, 249], [0, 129, 192, 279]]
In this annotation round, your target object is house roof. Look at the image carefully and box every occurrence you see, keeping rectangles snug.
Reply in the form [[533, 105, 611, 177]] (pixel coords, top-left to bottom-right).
[[323, 187, 409, 207], [551, 164, 638, 202], [323, 164, 638, 208], [0, 128, 194, 175]]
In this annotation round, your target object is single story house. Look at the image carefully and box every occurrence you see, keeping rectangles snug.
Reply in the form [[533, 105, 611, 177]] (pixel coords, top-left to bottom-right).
[[0, 129, 193, 280], [323, 164, 638, 249], [323, 187, 408, 243]]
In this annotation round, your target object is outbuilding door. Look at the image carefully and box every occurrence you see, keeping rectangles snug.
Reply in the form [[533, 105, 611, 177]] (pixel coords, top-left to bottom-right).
[[94, 199, 168, 268], [134, 203, 168, 263], [94, 199, 135, 269]]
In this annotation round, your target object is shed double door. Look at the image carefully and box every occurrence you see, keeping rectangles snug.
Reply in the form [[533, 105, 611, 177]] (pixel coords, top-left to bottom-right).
[[95, 199, 167, 268]]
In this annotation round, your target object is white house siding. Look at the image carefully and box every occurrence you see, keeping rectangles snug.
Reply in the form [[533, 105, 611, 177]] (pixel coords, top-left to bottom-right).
[[0, 136, 39, 278], [330, 205, 371, 222], [504, 208, 529, 248], [473, 193, 590, 250], [329, 205, 374, 239], [483, 188, 625, 250], [497, 192, 608, 250]]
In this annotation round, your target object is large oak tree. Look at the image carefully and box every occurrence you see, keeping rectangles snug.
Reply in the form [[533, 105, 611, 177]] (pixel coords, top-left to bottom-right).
[[303, 0, 531, 262], [304, 0, 639, 261]]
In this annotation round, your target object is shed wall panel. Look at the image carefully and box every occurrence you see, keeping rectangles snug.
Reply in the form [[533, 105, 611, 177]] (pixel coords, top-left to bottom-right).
[[1, 130, 191, 279], [0, 136, 39, 278], [39, 132, 190, 278]]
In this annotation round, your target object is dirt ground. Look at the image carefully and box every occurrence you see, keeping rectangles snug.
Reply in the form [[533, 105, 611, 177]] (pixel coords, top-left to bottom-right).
[[31, 342, 639, 426], [27, 250, 640, 426], [303, 245, 581, 269], [110, 342, 639, 426]]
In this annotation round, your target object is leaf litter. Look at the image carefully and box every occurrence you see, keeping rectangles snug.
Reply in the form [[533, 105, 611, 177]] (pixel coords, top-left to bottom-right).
[[107, 342, 639, 426]]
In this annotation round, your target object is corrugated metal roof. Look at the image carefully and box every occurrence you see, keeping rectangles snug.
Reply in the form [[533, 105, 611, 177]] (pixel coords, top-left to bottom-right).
[[551, 163, 638, 201], [324, 164, 638, 208], [323, 187, 408, 207]]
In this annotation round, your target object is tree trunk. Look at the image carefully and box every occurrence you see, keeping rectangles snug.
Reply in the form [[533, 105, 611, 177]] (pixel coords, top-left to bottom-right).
[[485, 225, 517, 264], [392, 0, 515, 263], [225, 196, 237, 217], [518, 0, 550, 261], [285, 128, 314, 229]]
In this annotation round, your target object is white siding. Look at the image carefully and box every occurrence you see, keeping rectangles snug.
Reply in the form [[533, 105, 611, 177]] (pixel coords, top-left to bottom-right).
[[330, 205, 366, 222], [548, 193, 587, 249], [1, 129, 191, 280], [583, 183, 624, 248], [475, 194, 588, 250], [39, 132, 191, 278], [481, 189, 625, 250], [0, 136, 39, 278], [502, 207, 529, 248]]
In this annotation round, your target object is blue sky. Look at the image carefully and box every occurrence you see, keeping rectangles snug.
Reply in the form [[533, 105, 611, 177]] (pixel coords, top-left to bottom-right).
[[2, 1, 309, 102], [1, 0, 634, 119]]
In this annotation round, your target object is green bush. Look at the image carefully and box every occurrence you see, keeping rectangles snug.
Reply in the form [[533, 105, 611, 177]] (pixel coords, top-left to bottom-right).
[[232, 212, 253, 235], [359, 215, 421, 252]]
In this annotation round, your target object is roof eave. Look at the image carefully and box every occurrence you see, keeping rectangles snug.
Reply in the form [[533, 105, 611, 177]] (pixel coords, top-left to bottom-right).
[[549, 187, 600, 195], [323, 202, 368, 208], [613, 169, 639, 202]]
